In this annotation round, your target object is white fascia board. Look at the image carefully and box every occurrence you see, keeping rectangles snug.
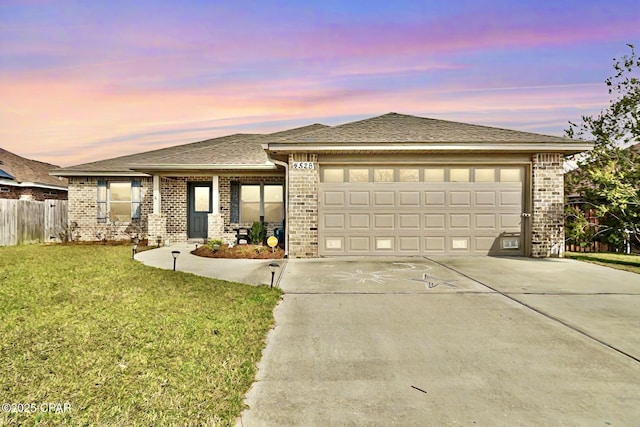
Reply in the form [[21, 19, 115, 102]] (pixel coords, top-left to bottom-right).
[[266, 142, 594, 154], [50, 171, 150, 177], [128, 164, 279, 171], [0, 179, 68, 191]]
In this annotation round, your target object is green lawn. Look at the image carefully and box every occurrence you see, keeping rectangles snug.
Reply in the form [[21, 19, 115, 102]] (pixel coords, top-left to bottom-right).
[[0, 244, 281, 426], [565, 252, 640, 274]]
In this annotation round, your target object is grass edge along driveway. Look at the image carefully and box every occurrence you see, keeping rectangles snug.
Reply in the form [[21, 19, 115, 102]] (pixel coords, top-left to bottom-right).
[[565, 252, 640, 274], [0, 244, 281, 426]]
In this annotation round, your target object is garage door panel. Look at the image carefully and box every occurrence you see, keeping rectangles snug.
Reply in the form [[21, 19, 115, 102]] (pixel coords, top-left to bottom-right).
[[399, 236, 420, 252], [349, 191, 370, 206], [425, 236, 446, 252], [450, 214, 471, 229], [500, 191, 521, 206], [424, 213, 446, 230], [374, 191, 395, 206], [374, 214, 394, 229], [323, 191, 345, 206], [475, 214, 497, 229], [349, 236, 370, 251], [450, 191, 471, 206], [323, 213, 345, 230], [324, 237, 345, 252], [451, 237, 470, 251], [475, 236, 496, 251], [475, 191, 496, 206], [500, 213, 521, 229], [375, 237, 394, 250], [399, 191, 420, 206], [425, 191, 446, 206], [349, 213, 370, 229], [399, 214, 420, 229]]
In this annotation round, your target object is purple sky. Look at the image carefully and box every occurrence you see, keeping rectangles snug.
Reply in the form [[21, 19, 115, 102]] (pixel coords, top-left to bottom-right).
[[1, 0, 639, 166]]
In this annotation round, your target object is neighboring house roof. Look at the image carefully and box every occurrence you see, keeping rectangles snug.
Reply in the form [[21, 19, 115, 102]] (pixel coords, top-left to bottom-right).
[[0, 148, 68, 189], [51, 113, 592, 177], [52, 124, 329, 176]]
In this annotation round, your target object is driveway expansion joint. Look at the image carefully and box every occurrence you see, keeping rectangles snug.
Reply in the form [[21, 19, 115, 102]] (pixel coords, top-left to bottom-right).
[[424, 256, 640, 365]]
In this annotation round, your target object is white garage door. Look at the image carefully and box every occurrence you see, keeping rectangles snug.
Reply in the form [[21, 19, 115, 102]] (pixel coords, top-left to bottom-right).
[[318, 166, 525, 256]]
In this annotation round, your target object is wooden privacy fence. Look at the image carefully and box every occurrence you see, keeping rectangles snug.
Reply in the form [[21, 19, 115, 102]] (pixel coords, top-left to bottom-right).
[[0, 199, 68, 246]]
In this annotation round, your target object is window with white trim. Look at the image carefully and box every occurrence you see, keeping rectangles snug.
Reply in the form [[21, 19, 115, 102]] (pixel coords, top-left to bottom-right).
[[97, 180, 141, 223]]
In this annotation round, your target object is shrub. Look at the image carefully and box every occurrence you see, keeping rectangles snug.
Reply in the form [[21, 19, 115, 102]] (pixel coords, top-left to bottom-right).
[[249, 222, 266, 244], [207, 238, 224, 251]]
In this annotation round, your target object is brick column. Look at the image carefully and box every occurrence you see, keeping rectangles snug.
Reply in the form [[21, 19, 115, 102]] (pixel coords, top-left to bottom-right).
[[288, 153, 318, 258], [207, 213, 224, 242], [531, 153, 565, 257], [148, 213, 167, 244]]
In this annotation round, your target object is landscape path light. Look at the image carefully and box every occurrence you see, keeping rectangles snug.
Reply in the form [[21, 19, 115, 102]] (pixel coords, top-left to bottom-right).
[[268, 262, 280, 289], [132, 237, 139, 259], [171, 250, 180, 271]]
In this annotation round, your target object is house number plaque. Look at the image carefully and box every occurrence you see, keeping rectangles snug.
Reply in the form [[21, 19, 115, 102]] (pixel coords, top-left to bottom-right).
[[292, 162, 315, 170]]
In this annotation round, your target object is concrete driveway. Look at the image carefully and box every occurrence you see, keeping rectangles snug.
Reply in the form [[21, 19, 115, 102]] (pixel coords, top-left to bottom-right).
[[238, 256, 640, 426]]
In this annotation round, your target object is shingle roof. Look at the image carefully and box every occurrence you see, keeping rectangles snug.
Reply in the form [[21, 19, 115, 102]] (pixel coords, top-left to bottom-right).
[[54, 133, 258, 173], [0, 148, 68, 188], [51, 113, 587, 176], [53, 124, 329, 174], [276, 112, 573, 143], [129, 124, 329, 167]]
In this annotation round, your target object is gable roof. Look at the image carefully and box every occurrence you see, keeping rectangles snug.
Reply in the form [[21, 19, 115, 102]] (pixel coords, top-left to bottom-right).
[[0, 148, 68, 189], [277, 112, 575, 144]]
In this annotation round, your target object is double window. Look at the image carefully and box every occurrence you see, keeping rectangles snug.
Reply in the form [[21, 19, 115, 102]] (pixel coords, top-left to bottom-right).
[[97, 180, 141, 223], [240, 184, 283, 223]]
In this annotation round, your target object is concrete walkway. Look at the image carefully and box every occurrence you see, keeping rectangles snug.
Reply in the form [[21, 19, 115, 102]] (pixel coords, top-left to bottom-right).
[[135, 243, 286, 286], [238, 256, 640, 426]]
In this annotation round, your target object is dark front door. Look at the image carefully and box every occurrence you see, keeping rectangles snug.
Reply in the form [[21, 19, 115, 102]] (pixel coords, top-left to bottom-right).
[[188, 182, 212, 239]]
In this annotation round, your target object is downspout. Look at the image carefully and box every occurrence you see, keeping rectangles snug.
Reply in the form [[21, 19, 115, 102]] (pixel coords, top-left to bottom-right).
[[265, 153, 289, 258]]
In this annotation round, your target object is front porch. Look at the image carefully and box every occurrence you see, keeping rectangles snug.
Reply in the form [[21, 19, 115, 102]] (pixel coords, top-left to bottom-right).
[[147, 173, 285, 246]]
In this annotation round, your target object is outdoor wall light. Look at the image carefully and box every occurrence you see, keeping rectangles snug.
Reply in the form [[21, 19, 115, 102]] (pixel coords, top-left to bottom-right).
[[171, 250, 180, 271], [268, 262, 280, 288]]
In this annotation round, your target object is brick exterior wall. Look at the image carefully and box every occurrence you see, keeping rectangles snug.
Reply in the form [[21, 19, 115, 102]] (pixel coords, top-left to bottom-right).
[[68, 174, 285, 244], [67, 177, 152, 241], [0, 186, 67, 201], [531, 153, 565, 257], [288, 153, 319, 258]]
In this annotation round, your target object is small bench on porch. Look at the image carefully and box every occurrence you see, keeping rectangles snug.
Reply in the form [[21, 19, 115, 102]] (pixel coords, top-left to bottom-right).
[[234, 227, 250, 245]]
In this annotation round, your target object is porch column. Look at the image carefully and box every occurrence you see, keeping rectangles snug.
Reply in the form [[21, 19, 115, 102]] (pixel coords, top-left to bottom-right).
[[148, 174, 167, 244], [208, 175, 224, 241], [211, 175, 220, 212], [153, 174, 161, 214]]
